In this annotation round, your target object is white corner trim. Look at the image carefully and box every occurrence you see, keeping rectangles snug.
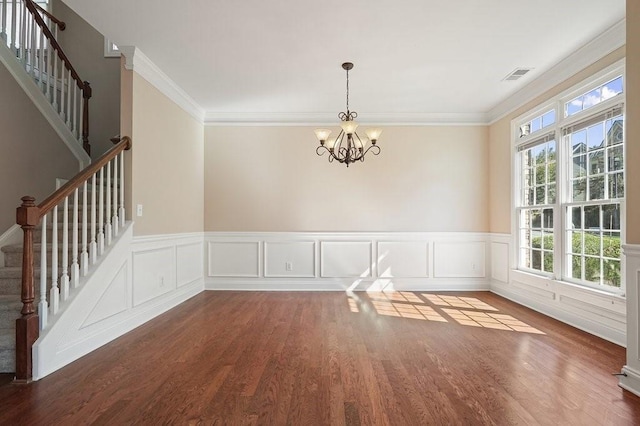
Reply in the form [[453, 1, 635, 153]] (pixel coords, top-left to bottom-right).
[[620, 366, 640, 397], [204, 111, 489, 126], [119, 46, 205, 123], [487, 18, 626, 124], [0, 43, 91, 169]]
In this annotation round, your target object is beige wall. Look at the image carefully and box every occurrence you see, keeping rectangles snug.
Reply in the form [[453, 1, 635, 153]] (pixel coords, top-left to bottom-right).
[[52, 0, 120, 158], [0, 62, 79, 233], [488, 47, 626, 234], [626, 1, 640, 244], [128, 72, 204, 236], [204, 126, 489, 232]]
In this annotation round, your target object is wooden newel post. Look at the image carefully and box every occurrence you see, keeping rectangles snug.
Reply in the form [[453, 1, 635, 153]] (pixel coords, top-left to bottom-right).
[[15, 196, 40, 382], [82, 81, 92, 156]]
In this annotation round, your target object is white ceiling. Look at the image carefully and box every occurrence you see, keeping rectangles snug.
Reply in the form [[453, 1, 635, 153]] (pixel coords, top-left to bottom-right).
[[61, 0, 625, 123]]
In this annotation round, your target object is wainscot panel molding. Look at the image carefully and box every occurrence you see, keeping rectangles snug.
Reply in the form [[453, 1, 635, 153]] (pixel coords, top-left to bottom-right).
[[204, 232, 492, 291], [489, 233, 626, 347], [33, 229, 204, 380], [620, 244, 640, 397]]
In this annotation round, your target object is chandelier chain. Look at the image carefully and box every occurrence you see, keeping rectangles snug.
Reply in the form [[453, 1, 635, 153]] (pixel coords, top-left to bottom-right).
[[346, 67, 349, 113]]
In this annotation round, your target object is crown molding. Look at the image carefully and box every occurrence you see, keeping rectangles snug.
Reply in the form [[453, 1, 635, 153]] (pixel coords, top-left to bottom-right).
[[119, 46, 205, 123], [486, 18, 626, 125], [204, 111, 488, 126]]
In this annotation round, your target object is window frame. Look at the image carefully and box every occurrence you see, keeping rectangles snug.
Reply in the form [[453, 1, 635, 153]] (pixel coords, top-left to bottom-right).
[[511, 59, 626, 296]]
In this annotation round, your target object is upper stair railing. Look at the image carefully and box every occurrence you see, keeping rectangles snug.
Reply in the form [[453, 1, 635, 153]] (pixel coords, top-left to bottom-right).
[[0, 0, 92, 155], [15, 136, 131, 382]]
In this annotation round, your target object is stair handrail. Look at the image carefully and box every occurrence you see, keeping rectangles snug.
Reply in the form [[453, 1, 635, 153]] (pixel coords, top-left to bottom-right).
[[31, 1, 66, 31], [15, 136, 131, 382], [23, 0, 92, 154]]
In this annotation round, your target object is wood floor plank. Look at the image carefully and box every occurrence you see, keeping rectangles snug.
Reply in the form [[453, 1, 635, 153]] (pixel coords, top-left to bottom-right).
[[0, 291, 639, 425]]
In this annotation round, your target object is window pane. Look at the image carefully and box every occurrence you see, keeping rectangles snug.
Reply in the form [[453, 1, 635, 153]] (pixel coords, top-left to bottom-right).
[[571, 255, 582, 280], [608, 173, 624, 198], [602, 204, 620, 230], [584, 231, 601, 256], [570, 207, 582, 229], [603, 232, 620, 259], [570, 231, 583, 254], [533, 145, 546, 165], [532, 211, 541, 228], [531, 117, 542, 133], [588, 150, 605, 175], [584, 88, 602, 110], [584, 205, 600, 229], [535, 166, 545, 184], [608, 146, 623, 171], [548, 184, 556, 204], [543, 252, 554, 273], [567, 97, 583, 116], [585, 257, 601, 284], [603, 77, 623, 99], [532, 249, 542, 270], [588, 176, 605, 200], [573, 179, 586, 201], [573, 154, 586, 178], [606, 117, 624, 146], [542, 110, 556, 127], [543, 209, 553, 229], [571, 129, 586, 154], [536, 186, 545, 204], [587, 123, 605, 150], [603, 259, 621, 287]]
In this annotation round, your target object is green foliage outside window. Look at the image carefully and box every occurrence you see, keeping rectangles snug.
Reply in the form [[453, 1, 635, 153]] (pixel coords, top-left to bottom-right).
[[532, 233, 621, 287]]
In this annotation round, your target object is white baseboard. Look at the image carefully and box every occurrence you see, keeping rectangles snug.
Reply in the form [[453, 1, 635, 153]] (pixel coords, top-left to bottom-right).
[[490, 280, 625, 346], [620, 365, 640, 397]]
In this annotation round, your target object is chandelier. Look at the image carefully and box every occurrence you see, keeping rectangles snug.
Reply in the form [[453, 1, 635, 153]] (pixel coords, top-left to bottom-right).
[[314, 62, 382, 167]]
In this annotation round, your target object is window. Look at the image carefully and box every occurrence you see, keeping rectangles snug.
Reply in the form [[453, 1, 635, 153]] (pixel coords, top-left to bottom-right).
[[514, 63, 624, 293]]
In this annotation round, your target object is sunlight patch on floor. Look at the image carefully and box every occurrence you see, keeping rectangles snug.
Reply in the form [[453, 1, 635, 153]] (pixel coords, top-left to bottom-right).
[[351, 292, 545, 335]]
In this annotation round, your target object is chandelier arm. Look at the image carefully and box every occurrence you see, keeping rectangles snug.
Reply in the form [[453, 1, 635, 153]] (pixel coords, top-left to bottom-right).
[[316, 146, 329, 156], [363, 144, 381, 156]]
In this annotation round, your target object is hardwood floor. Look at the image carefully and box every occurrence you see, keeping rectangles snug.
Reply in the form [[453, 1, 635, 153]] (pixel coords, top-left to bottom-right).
[[0, 291, 639, 425]]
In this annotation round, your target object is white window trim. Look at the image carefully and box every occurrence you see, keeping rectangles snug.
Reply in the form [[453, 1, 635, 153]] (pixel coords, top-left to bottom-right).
[[510, 58, 626, 296]]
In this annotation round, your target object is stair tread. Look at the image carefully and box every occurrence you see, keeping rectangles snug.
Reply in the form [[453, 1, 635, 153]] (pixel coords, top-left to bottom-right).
[[0, 267, 46, 279], [0, 296, 22, 310], [2, 243, 89, 253]]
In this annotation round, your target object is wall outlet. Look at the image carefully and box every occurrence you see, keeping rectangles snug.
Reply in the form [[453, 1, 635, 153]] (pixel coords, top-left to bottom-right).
[[136, 204, 143, 217], [285, 262, 293, 271]]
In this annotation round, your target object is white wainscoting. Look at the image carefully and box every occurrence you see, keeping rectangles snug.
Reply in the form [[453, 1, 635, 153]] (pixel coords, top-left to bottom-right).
[[32, 229, 204, 380], [205, 232, 490, 291], [489, 233, 627, 346], [620, 244, 640, 397]]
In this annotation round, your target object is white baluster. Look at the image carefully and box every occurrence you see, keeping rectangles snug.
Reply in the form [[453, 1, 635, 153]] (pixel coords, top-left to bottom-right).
[[18, 0, 25, 61], [10, 0, 16, 52], [112, 154, 119, 235], [105, 161, 112, 245], [45, 33, 52, 101], [90, 172, 97, 263], [38, 28, 44, 90], [39, 212, 48, 330], [1, 0, 6, 42], [59, 64, 65, 120], [52, 53, 58, 111], [79, 96, 85, 144], [98, 166, 105, 254], [71, 188, 79, 288], [29, 13, 34, 77], [81, 181, 89, 275], [72, 83, 77, 136], [50, 205, 59, 315], [60, 197, 69, 301], [66, 68, 72, 127], [120, 151, 125, 227]]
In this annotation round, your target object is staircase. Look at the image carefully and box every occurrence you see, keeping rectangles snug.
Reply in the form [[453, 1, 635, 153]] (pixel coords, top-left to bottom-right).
[[0, 0, 92, 158]]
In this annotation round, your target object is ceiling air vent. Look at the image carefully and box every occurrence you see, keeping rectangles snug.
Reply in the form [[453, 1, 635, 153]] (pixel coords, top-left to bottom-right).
[[503, 68, 533, 81]]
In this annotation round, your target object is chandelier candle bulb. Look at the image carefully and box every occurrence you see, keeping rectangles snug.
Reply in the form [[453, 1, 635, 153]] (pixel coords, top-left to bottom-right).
[[313, 62, 382, 167]]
